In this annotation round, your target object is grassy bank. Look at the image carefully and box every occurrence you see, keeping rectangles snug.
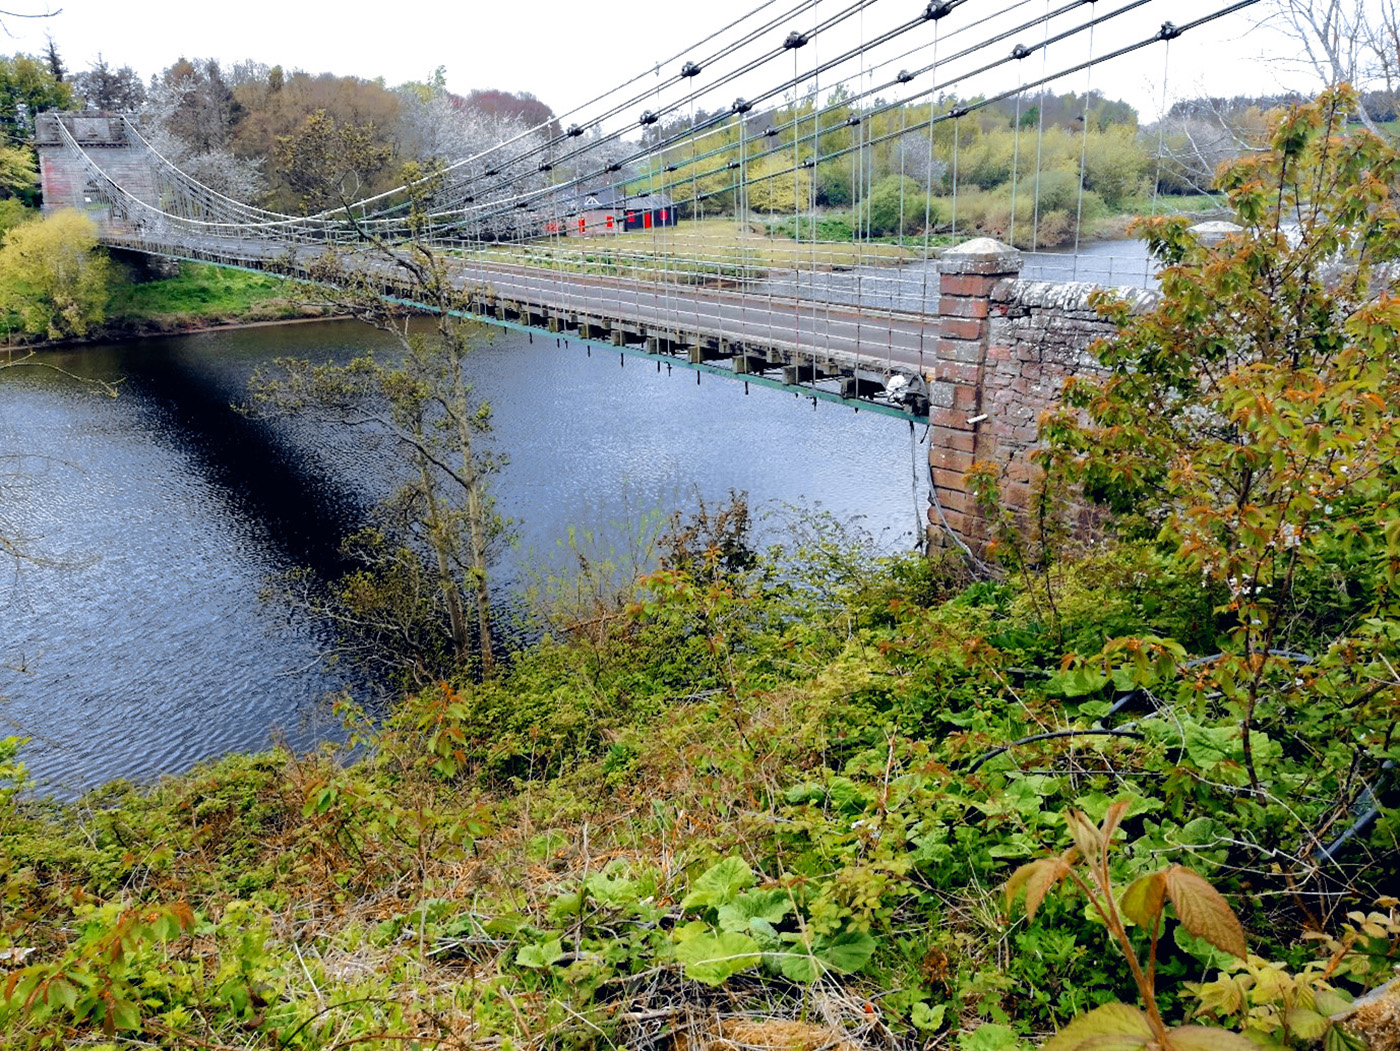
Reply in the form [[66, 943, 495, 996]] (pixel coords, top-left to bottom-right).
[[100, 262, 331, 337], [0, 509, 1395, 1050]]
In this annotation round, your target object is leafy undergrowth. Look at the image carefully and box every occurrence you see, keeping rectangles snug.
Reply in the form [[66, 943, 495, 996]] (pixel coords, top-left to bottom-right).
[[0, 524, 1395, 1051]]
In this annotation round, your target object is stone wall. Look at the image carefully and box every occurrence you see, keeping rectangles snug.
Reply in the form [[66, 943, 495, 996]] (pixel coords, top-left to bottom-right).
[[34, 113, 156, 236], [926, 238, 1155, 549]]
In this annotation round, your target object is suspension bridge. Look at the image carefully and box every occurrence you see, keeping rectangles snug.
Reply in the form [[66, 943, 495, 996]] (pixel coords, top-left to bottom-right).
[[33, 0, 1255, 544]]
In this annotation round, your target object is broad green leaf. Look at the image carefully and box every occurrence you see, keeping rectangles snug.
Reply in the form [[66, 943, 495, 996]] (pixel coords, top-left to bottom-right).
[[584, 864, 640, 907], [515, 937, 564, 969], [673, 929, 760, 985], [1284, 1007, 1329, 1040], [680, 857, 755, 911], [717, 889, 792, 934], [1182, 722, 1238, 771], [1164, 866, 1247, 960], [959, 1022, 1025, 1051], [1044, 1002, 1153, 1051], [775, 949, 820, 982], [746, 916, 780, 948], [547, 891, 584, 921], [1323, 1022, 1368, 1051], [1312, 988, 1352, 1017], [1120, 871, 1167, 929], [45, 977, 78, 1012], [111, 998, 142, 1031], [827, 776, 873, 812], [911, 1002, 947, 1032], [814, 929, 876, 973], [1164, 1025, 1257, 1051]]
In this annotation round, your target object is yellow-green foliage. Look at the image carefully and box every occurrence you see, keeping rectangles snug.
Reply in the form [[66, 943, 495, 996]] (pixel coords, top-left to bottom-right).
[[0, 208, 110, 340], [0, 145, 36, 201]]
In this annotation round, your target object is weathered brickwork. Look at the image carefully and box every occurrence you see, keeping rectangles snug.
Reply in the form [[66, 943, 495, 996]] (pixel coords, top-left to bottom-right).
[[926, 238, 1155, 550]]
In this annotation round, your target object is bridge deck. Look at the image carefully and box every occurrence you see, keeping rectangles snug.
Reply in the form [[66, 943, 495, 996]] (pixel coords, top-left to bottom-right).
[[103, 232, 939, 413]]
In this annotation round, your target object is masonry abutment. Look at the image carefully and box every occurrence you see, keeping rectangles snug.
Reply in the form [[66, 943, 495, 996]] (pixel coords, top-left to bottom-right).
[[927, 237, 1024, 550]]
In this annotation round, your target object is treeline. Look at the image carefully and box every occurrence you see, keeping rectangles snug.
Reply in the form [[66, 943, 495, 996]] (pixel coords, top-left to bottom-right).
[[0, 47, 564, 338], [0, 47, 561, 217], [0, 40, 1313, 268], [636, 86, 1210, 246]]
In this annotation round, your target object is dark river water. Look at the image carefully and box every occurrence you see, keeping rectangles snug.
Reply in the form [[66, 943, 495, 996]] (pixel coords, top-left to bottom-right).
[[0, 319, 930, 796]]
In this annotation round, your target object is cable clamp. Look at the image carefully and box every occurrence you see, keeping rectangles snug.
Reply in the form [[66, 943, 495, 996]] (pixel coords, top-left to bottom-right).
[[1157, 21, 1182, 39], [783, 31, 809, 49]]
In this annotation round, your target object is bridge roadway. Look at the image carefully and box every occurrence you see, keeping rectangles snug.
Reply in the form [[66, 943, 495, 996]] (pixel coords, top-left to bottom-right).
[[105, 230, 939, 407]]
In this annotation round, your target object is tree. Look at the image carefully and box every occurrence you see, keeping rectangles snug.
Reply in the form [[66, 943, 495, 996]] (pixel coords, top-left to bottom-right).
[[0, 53, 73, 146], [249, 165, 504, 679], [0, 208, 110, 340], [41, 35, 61, 82], [149, 57, 243, 153], [745, 151, 812, 214], [1019, 87, 1400, 908], [138, 59, 262, 202], [1267, 0, 1400, 130], [73, 55, 145, 111], [272, 109, 395, 214], [860, 174, 925, 236], [0, 144, 34, 199]]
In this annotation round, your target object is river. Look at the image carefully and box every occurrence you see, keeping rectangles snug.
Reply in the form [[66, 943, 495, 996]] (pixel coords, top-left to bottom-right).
[[0, 319, 931, 796], [756, 237, 1158, 312]]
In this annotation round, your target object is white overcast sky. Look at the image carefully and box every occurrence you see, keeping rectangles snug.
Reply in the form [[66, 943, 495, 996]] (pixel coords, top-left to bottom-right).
[[8, 0, 1329, 126]]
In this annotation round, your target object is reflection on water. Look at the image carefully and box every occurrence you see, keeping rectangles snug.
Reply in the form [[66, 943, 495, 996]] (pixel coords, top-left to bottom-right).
[[0, 320, 930, 796]]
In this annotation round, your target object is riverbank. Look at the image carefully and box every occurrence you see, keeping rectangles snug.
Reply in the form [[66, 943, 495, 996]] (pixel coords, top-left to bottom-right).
[[1, 522, 1394, 1051]]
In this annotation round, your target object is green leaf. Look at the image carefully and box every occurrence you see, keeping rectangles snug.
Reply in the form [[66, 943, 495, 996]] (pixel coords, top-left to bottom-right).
[[1044, 1002, 1153, 1051], [959, 1022, 1025, 1051], [681, 857, 755, 911], [516, 937, 564, 969], [912, 1002, 947, 1032], [673, 930, 760, 985], [1164, 1025, 1257, 1051], [1182, 722, 1238, 771], [814, 929, 876, 973], [1284, 1008, 1329, 1041], [1324, 1022, 1368, 1051], [46, 977, 78, 1012], [1120, 871, 1167, 929], [775, 950, 820, 982], [717, 889, 792, 933], [110, 997, 143, 1031], [1312, 988, 1352, 1017]]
